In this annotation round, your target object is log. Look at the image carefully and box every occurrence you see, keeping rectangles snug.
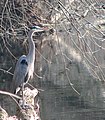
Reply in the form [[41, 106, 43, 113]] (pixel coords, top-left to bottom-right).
[[16, 87, 41, 120]]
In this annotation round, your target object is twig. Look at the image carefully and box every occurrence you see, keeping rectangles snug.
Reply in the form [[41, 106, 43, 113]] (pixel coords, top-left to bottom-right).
[[0, 68, 13, 76], [0, 90, 21, 99]]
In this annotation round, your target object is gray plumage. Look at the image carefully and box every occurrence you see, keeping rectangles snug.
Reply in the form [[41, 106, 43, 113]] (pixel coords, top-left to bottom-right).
[[11, 26, 44, 93]]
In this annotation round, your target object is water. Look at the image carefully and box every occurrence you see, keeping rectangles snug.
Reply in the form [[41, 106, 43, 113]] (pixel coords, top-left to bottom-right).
[[40, 86, 105, 120]]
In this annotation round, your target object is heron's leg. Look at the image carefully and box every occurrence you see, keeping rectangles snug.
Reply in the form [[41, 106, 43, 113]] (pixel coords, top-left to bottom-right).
[[22, 83, 25, 108]]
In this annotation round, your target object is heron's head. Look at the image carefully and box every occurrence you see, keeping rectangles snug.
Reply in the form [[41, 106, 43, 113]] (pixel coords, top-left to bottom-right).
[[27, 25, 46, 40], [27, 25, 54, 39], [29, 26, 45, 33]]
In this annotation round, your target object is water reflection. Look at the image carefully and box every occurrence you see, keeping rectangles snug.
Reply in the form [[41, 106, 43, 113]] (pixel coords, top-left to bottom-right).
[[40, 85, 105, 120]]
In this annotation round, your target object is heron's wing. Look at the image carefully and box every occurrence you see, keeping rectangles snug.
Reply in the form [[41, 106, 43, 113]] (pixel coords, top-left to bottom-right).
[[11, 55, 29, 93]]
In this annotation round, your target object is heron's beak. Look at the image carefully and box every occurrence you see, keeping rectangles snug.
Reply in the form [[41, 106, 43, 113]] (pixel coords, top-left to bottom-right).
[[34, 27, 45, 33]]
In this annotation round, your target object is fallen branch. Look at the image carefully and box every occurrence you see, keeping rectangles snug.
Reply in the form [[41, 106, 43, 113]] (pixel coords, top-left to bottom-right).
[[0, 90, 21, 99]]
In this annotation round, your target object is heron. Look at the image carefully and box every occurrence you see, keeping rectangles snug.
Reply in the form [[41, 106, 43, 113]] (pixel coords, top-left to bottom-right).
[[11, 26, 45, 94]]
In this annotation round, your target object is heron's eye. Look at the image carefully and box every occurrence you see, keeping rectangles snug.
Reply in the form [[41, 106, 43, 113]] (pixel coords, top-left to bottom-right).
[[21, 59, 28, 66]]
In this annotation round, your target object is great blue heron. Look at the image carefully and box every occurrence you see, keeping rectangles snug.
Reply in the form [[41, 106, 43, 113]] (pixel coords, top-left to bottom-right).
[[11, 26, 45, 94]]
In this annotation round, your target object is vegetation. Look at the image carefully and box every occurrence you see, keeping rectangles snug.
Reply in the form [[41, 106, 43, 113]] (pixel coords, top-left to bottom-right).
[[0, 0, 105, 119]]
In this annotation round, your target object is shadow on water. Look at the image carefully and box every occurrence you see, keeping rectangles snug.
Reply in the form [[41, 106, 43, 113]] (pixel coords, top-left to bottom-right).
[[39, 81, 105, 120]]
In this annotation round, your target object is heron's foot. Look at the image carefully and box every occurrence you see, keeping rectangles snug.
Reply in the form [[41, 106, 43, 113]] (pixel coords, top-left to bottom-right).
[[22, 104, 32, 109], [19, 99, 32, 109]]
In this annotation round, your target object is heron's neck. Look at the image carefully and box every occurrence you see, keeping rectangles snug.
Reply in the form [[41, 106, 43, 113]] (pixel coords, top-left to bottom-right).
[[27, 31, 35, 62]]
